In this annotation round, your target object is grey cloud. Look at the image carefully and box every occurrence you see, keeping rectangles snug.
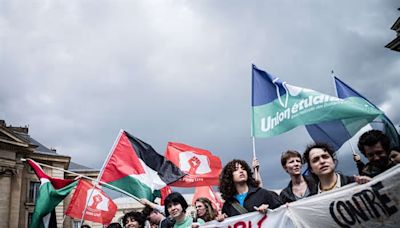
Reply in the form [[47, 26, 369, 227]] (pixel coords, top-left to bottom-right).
[[1, 0, 398, 190]]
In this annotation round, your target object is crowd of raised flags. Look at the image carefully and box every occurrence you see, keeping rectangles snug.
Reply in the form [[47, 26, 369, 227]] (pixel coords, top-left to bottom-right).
[[26, 65, 399, 228]]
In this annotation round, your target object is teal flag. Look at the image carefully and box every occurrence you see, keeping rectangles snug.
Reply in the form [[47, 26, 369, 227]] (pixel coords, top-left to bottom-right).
[[251, 65, 382, 138]]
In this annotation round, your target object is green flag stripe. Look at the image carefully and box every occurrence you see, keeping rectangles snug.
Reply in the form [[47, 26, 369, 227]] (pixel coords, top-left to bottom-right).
[[30, 181, 77, 228], [108, 175, 155, 200]]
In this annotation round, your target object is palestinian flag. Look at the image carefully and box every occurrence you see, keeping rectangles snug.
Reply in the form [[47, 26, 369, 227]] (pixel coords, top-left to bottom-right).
[[99, 130, 186, 200], [27, 159, 77, 228]]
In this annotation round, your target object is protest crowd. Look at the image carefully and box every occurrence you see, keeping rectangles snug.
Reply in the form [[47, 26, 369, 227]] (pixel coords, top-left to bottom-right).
[[26, 67, 400, 228], [75, 129, 398, 228]]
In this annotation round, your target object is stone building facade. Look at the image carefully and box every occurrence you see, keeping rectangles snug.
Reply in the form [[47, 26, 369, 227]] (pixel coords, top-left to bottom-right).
[[0, 120, 98, 228]]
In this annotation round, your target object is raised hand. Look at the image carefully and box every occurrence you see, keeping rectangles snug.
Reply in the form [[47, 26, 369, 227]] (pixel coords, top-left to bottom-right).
[[354, 175, 371, 184], [254, 204, 269, 214]]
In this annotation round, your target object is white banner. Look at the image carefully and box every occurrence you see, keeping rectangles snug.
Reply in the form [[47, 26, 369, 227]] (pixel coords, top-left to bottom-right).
[[201, 210, 294, 228], [201, 164, 400, 228]]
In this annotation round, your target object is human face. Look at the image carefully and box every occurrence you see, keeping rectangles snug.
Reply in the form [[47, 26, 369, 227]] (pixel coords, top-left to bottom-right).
[[167, 202, 184, 219], [232, 163, 248, 183], [284, 156, 302, 176], [309, 148, 335, 177], [364, 142, 388, 167], [147, 211, 161, 225], [124, 217, 139, 228], [195, 201, 206, 217], [389, 150, 400, 165]]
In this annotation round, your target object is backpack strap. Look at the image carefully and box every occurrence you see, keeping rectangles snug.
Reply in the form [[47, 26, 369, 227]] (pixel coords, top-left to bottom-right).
[[231, 201, 249, 214]]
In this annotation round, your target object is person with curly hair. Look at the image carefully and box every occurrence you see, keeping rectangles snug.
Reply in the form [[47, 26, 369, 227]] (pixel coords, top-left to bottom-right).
[[218, 159, 281, 219], [304, 142, 371, 193], [194, 197, 217, 222], [279, 150, 317, 203], [122, 211, 146, 228]]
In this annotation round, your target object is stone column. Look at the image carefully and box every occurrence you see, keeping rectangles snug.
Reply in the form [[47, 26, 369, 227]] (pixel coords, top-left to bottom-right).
[[0, 174, 11, 228], [8, 163, 23, 228]]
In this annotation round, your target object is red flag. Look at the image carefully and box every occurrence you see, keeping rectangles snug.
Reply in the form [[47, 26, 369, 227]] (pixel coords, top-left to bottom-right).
[[192, 186, 223, 211], [159, 186, 172, 205], [165, 142, 222, 187], [66, 179, 117, 224]]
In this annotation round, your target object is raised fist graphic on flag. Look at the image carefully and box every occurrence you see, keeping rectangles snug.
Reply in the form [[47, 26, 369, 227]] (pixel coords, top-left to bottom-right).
[[179, 152, 211, 175], [66, 180, 117, 224], [166, 142, 222, 187], [87, 189, 110, 211]]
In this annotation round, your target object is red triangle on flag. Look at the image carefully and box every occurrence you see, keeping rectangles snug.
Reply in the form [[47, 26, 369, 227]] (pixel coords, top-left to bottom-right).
[[27, 159, 75, 189], [100, 131, 145, 183]]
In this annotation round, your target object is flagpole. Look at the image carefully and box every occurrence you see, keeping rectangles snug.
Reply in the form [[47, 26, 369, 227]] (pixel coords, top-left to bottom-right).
[[332, 70, 356, 156], [332, 70, 359, 160], [349, 141, 357, 155], [20, 158, 141, 202], [251, 64, 262, 186], [251, 65, 257, 159], [331, 70, 338, 97], [252, 137, 263, 187], [252, 137, 256, 158], [79, 182, 97, 225], [97, 129, 124, 181], [79, 129, 125, 224]]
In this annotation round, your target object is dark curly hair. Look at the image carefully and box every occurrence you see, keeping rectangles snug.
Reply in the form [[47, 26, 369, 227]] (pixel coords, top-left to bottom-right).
[[303, 142, 336, 171], [219, 159, 259, 201], [358, 130, 390, 156], [122, 211, 146, 227]]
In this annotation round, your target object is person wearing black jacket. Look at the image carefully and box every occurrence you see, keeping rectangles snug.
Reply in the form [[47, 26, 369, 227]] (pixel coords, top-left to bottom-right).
[[303, 143, 371, 193], [218, 159, 282, 218], [357, 130, 394, 177], [279, 150, 317, 203]]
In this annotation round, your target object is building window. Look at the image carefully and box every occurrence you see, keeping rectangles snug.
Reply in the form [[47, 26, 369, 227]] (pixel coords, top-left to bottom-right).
[[72, 220, 81, 228], [28, 181, 41, 203]]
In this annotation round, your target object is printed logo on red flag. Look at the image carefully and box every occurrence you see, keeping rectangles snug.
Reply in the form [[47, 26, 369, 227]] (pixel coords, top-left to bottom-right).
[[66, 180, 117, 224], [165, 142, 222, 187]]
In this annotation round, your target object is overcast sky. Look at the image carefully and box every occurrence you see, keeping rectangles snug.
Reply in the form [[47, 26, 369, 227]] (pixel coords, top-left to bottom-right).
[[1, 0, 399, 190]]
